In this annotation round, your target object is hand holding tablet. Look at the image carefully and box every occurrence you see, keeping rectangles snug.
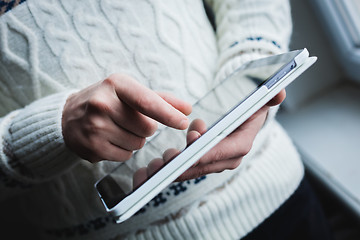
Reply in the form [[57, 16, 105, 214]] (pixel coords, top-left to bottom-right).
[[95, 49, 317, 223]]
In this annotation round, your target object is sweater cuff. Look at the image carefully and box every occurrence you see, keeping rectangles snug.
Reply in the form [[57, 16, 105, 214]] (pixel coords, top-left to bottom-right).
[[218, 39, 286, 72], [1, 90, 79, 182]]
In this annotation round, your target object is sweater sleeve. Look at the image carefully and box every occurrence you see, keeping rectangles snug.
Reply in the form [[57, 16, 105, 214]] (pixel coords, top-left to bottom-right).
[[0, 90, 79, 200], [206, 0, 293, 127]]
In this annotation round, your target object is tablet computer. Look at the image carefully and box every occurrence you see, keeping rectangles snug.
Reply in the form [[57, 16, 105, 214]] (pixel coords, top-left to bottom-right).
[[95, 48, 317, 223]]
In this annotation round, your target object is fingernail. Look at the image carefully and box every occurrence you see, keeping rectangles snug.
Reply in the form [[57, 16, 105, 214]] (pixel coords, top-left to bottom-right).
[[195, 131, 201, 138]]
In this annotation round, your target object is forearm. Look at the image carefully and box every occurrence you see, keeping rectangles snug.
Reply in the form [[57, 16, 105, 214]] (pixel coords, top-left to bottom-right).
[[210, 0, 293, 69], [208, 0, 292, 124]]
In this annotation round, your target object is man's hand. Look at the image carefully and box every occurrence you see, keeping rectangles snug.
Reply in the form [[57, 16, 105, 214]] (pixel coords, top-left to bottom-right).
[[177, 89, 286, 180], [62, 74, 192, 163]]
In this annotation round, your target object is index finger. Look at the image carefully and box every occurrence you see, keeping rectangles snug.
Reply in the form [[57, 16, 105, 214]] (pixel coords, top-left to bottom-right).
[[111, 74, 190, 130]]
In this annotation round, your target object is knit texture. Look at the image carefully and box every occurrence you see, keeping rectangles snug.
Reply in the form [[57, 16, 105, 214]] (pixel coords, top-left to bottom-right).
[[0, 91, 78, 184], [0, 0, 303, 239]]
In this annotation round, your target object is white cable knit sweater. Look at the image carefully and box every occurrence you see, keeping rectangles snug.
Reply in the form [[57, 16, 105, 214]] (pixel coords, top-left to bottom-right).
[[0, 0, 304, 239]]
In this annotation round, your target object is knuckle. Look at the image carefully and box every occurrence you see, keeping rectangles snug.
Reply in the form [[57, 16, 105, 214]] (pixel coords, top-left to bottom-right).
[[84, 116, 106, 134], [103, 76, 116, 86], [241, 142, 253, 156], [87, 94, 111, 113], [134, 137, 146, 150], [124, 136, 146, 151], [233, 138, 253, 156], [227, 159, 242, 170], [213, 150, 225, 162], [119, 151, 133, 161], [198, 166, 210, 177], [104, 73, 122, 85], [141, 120, 158, 137], [106, 73, 134, 87], [134, 95, 152, 111]]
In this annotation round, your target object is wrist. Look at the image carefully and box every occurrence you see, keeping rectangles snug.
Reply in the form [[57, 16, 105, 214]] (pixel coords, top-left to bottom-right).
[[3, 90, 80, 182]]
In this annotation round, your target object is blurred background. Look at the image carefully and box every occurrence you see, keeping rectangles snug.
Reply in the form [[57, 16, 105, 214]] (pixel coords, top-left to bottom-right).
[[278, 0, 360, 239]]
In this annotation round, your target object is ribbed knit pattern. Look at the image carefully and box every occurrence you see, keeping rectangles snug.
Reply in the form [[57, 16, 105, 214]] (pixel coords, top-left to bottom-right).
[[0, 0, 303, 239], [1, 91, 78, 182]]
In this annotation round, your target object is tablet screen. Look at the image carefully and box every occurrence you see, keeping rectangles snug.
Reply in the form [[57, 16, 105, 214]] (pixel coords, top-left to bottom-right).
[[96, 50, 301, 209]]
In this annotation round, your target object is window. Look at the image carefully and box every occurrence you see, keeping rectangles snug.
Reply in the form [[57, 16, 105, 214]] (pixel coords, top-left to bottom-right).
[[311, 0, 360, 83]]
